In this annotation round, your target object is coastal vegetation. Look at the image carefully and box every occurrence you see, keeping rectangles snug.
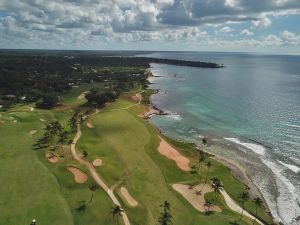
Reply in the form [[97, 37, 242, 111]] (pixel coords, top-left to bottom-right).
[[0, 51, 273, 225], [0, 51, 221, 110]]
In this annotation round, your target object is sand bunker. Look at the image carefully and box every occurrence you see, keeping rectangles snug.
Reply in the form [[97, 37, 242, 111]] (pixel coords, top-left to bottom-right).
[[158, 137, 190, 171], [93, 158, 102, 166], [78, 91, 89, 99], [173, 183, 221, 213], [40, 118, 45, 122], [87, 121, 94, 128], [46, 152, 59, 163], [29, 129, 37, 135], [120, 187, 138, 207], [67, 166, 88, 183]]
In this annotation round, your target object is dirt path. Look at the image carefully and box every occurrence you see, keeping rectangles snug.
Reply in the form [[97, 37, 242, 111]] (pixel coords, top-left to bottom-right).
[[220, 190, 264, 225], [70, 114, 131, 225]]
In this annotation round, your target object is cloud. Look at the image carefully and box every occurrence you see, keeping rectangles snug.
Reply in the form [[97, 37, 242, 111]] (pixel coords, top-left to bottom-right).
[[251, 15, 272, 29], [0, 0, 300, 49], [241, 29, 254, 36], [220, 26, 234, 33]]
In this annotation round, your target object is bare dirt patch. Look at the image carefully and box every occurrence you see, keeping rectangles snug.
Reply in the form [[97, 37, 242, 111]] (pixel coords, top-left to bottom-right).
[[29, 129, 37, 135], [158, 137, 190, 171], [120, 187, 138, 207], [46, 152, 59, 163], [93, 158, 102, 167], [172, 183, 222, 213], [67, 166, 88, 183]]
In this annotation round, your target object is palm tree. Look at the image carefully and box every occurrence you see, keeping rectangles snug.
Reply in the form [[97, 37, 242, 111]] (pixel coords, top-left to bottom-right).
[[238, 191, 250, 220], [76, 201, 87, 212], [88, 183, 98, 204], [202, 137, 207, 146], [211, 177, 223, 202], [198, 150, 206, 179], [204, 200, 213, 213], [158, 201, 172, 225], [253, 197, 263, 224], [68, 111, 79, 131], [205, 161, 212, 183], [110, 205, 124, 225], [200, 161, 212, 192], [82, 150, 88, 158], [58, 130, 69, 154]]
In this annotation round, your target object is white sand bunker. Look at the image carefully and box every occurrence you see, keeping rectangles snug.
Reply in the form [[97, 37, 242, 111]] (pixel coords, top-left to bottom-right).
[[120, 187, 138, 207], [78, 91, 89, 99], [173, 183, 221, 213], [93, 158, 102, 167], [29, 129, 37, 135], [158, 137, 190, 171], [87, 121, 94, 128], [67, 166, 88, 183], [46, 152, 59, 163]]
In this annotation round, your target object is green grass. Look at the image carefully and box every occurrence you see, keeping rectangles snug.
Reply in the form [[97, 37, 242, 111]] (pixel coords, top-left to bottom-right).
[[76, 90, 269, 225], [0, 85, 274, 225]]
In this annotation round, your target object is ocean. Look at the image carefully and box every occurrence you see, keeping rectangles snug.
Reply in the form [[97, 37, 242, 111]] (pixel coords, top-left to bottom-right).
[[138, 52, 300, 225]]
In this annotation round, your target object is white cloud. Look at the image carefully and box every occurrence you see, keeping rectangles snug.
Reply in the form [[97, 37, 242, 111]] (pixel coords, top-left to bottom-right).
[[0, 0, 300, 49], [220, 26, 234, 33], [252, 15, 272, 29], [241, 29, 254, 36]]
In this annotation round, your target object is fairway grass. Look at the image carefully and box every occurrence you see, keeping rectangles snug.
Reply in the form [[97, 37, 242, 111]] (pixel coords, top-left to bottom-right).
[[0, 85, 273, 225]]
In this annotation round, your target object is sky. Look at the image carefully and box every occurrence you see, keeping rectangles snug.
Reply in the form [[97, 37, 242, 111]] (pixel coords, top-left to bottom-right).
[[0, 0, 300, 53]]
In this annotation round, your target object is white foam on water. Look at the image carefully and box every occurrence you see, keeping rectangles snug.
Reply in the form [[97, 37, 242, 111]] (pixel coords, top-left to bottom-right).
[[278, 160, 300, 174], [166, 112, 182, 120], [262, 159, 300, 225], [224, 137, 266, 155], [279, 122, 300, 129]]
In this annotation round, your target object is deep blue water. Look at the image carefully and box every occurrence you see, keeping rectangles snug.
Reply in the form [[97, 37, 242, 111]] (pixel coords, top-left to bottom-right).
[[139, 52, 300, 225]]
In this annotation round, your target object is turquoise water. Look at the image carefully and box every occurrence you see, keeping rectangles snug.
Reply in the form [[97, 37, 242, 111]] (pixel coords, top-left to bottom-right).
[[140, 52, 300, 225]]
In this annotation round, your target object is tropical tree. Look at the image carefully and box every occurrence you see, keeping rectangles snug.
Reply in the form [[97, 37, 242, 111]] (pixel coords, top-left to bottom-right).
[[158, 201, 172, 225], [202, 137, 207, 146], [200, 161, 212, 192], [205, 161, 212, 183], [110, 205, 124, 225], [58, 130, 69, 154], [253, 197, 263, 224], [204, 200, 213, 213], [88, 183, 98, 204], [198, 150, 206, 178], [68, 111, 79, 131], [211, 177, 223, 202], [82, 150, 88, 158], [76, 201, 87, 213], [238, 191, 250, 220]]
